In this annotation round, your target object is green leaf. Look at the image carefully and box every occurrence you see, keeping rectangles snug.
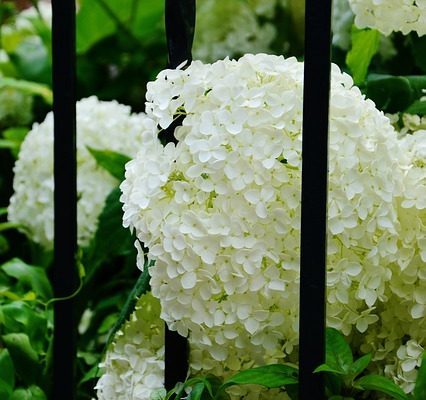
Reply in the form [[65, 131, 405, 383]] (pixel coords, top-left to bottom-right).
[[0, 349, 15, 393], [105, 260, 153, 347], [10, 385, 46, 400], [76, 0, 132, 53], [131, 0, 164, 40], [188, 382, 207, 400], [2, 333, 39, 385], [364, 75, 416, 113], [221, 364, 298, 390], [314, 364, 346, 375], [1, 127, 28, 157], [0, 378, 13, 400], [354, 375, 409, 400], [0, 77, 52, 104], [405, 100, 426, 116], [324, 373, 343, 398], [84, 187, 135, 269], [348, 353, 372, 378], [203, 375, 225, 399], [414, 353, 426, 400], [87, 147, 131, 181], [1, 302, 48, 353], [2, 258, 52, 300], [325, 328, 353, 374], [346, 27, 380, 85]]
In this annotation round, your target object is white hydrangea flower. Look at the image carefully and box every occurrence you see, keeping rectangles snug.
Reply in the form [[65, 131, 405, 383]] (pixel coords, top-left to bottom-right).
[[95, 292, 165, 400], [348, 0, 426, 36], [121, 54, 417, 371], [8, 96, 146, 249]]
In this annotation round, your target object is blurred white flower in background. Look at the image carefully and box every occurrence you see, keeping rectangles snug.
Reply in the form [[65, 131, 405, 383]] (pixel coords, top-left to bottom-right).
[[8, 96, 145, 249]]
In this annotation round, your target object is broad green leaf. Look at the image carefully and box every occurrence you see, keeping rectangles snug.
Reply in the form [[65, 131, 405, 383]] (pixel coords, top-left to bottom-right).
[[2, 333, 39, 385], [346, 27, 380, 85], [364, 75, 415, 113], [325, 328, 353, 374], [0, 378, 12, 399], [221, 364, 298, 390], [328, 396, 354, 400], [414, 353, 426, 400], [188, 382, 207, 400], [405, 100, 426, 116], [348, 353, 372, 378], [10, 385, 46, 400], [2, 258, 52, 300], [354, 375, 409, 400], [131, 0, 164, 40], [76, 0, 132, 53], [87, 147, 131, 181], [105, 260, 153, 347], [0, 349, 15, 392], [84, 187, 135, 270], [1, 302, 48, 353], [0, 77, 52, 104]]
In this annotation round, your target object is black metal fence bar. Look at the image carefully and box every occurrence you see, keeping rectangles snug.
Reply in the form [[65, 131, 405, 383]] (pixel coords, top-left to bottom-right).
[[164, 0, 195, 391], [52, 0, 77, 399], [298, 0, 332, 398]]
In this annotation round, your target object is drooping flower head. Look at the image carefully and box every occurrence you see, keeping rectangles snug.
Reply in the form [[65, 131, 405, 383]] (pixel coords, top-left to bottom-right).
[[8, 96, 145, 249]]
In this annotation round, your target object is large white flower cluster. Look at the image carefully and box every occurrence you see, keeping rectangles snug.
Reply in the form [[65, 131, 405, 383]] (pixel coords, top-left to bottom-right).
[[95, 292, 165, 400], [8, 96, 145, 249], [120, 54, 419, 375], [348, 0, 426, 36]]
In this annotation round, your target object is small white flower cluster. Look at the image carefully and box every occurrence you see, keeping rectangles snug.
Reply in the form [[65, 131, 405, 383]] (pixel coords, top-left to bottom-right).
[[95, 292, 165, 400], [96, 291, 291, 400], [8, 96, 145, 249], [193, 0, 277, 62], [385, 340, 424, 393], [121, 54, 425, 383], [348, 0, 426, 36]]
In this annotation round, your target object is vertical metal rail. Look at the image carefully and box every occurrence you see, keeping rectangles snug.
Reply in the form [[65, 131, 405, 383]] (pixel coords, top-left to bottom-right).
[[164, 0, 195, 391], [298, 0, 332, 399], [52, 1, 77, 399]]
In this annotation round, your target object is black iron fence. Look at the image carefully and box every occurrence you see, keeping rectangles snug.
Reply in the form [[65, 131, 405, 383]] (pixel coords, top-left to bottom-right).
[[51, 0, 332, 399]]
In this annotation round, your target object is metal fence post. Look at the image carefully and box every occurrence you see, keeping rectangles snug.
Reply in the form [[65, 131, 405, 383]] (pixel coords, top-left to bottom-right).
[[164, 0, 195, 391], [298, 0, 332, 398], [52, 0, 78, 399]]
